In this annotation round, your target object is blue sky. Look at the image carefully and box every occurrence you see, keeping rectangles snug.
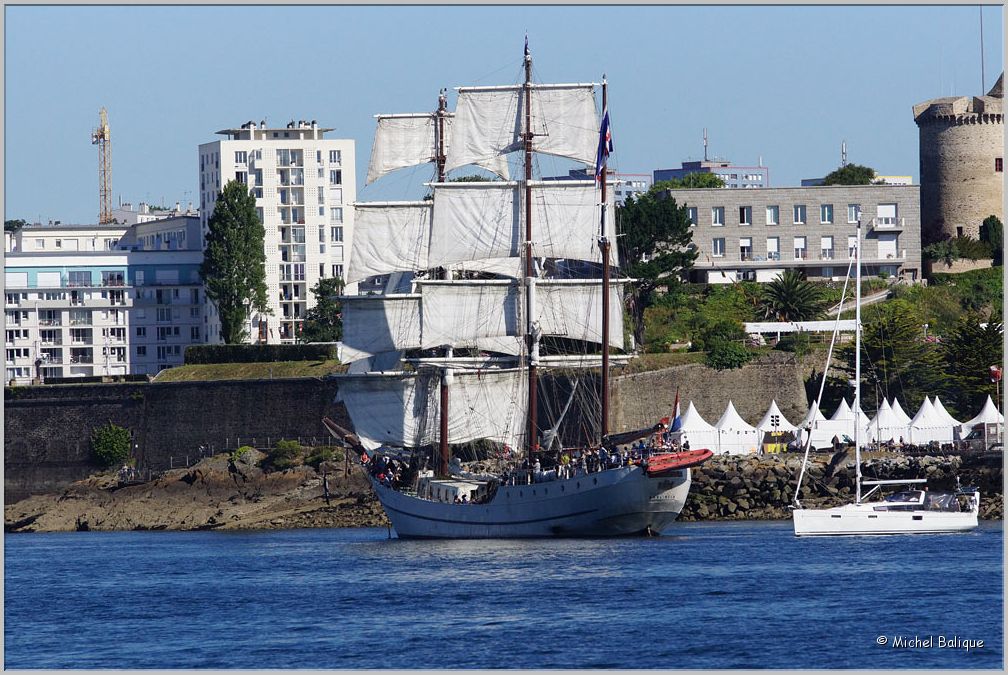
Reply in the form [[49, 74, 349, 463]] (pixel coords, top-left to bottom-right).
[[4, 4, 1003, 224]]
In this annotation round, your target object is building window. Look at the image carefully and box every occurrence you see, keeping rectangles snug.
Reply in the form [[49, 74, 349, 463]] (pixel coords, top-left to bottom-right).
[[330, 226, 343, 242], [847, 204, 861, 223], [316, 150, 323, 164], [821, 236, 834, 260], [739, 206, 751, 226], [329, 150, 342, 164], [848, 235, 858, 257], [329, 169, 342, 185], [794, 236, 807, 260], [330, 207, 344, 224], [686, 207, 697, 225], [996, 158, 1003, 172], [793, 204, 806, 224], [235, 151, 247, 164], [711, 207, 725, 226], [820, 204, 833, 224], [191, 327, 200, 341], [739, 237, 752, 261], [712, 238, 725, 257], [822, 267, 834, 279], [332, 264, 344, 278], [766, 205, 779, 225], [766, 237, 780, 261]]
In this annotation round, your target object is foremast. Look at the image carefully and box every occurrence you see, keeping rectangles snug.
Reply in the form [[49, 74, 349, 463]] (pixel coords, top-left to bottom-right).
[[523, 43, 540, 464], [436, 88, 451, 477], [854, 218, 863, 503], [598, 76, 611, 445]]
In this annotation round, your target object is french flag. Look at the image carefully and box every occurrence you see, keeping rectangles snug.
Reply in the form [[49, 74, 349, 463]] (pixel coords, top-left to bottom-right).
[[670, 388, 682, 432], [594, 110, 612, 183]]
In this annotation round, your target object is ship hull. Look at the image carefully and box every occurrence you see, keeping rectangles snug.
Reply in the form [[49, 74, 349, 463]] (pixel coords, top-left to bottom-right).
[[371, 466, 692, 539], [793, 502, 979, 536]]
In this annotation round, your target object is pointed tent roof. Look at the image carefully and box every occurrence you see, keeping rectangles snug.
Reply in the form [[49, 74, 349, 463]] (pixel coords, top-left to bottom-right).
[[830, 399, 853, 422], [890, 398, 913, 425], [799, 401, 828, 428], [678, 401, 716, 432], [868, 398, 892, 428], [931, 397, 962, 426], [715, 400, 756, 432], [909, 397, 941, 428], [962, 395, 1004, 429], [756, 400, 797, 433]]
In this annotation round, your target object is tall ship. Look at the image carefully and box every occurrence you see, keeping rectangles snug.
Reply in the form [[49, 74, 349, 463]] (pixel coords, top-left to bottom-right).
[[325, 42, 711, 538]]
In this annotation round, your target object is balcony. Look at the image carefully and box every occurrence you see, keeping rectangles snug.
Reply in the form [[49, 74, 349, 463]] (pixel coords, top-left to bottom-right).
[[820, 250, 835, 260], [873, 217, 904, 231]]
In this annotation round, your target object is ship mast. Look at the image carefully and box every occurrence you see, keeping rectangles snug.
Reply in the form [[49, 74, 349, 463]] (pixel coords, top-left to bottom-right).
[[436, 89, 451, 477], [599, 77, 611, 445], [854, 218, 863, 503], [524, 42, 540, 463]]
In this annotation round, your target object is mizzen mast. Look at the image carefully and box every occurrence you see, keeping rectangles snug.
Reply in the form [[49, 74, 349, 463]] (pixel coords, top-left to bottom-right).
[[598, 76, 611, 444]]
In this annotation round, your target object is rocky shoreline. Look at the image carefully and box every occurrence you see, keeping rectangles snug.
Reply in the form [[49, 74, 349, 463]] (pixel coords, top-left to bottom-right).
[[4, 450, 1002, 533]]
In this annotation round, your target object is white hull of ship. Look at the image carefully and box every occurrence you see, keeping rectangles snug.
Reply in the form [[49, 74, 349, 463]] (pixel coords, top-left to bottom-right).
[[792, 502, 979, 536], [370, 466, 692, 539]]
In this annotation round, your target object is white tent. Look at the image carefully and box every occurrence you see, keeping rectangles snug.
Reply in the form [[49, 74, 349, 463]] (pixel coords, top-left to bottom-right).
[[806, 399, 869, 449], [961, 395, 1004, 437], [908, 397, 954, 445], [713, 400, 760, 455], [756, 400, 798, 434], [866, 399, 908, 443], [672, 401, 720, 452], [932, 397, 962, 429], [890, 398, 913, 427], [798, 401, 828, 429]]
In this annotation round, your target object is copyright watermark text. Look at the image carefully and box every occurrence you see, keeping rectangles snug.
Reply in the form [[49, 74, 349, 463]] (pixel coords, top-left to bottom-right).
[[877, 635, 984, 652]]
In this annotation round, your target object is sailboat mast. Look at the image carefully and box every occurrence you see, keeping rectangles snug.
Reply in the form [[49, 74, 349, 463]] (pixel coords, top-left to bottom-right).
[[524, 43, 539, 460], [599, 77, 611, 444], [854, 218, 862, 504], [436, 89, 449, 476]]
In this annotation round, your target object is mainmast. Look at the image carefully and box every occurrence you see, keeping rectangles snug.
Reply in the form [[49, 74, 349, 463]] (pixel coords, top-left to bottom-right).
[[599, 76, 611, 445], [437, 89, 450, 477], [524, 41, 540, 462], [854, 218, 863, 503]]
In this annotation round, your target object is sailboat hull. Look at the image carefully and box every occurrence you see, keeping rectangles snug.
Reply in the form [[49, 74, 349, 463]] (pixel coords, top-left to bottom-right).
[[792, 502, 979, 536], [371, 466, 692, 539]]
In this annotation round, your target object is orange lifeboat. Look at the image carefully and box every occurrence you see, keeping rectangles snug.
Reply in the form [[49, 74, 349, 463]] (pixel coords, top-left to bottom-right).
[[645, 449, 713, 476]]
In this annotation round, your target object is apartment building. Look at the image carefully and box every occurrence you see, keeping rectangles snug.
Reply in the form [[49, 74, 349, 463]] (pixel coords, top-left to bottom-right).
[[543, 168, 651, 205], [5, 225, 204, 384], [654, 159, 770, 189], [198, 120, 356, 343], [662, 184, 922, 284]]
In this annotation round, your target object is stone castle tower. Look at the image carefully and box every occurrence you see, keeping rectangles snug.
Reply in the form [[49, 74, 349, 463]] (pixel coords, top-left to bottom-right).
[[913, 73, 1004, 244]]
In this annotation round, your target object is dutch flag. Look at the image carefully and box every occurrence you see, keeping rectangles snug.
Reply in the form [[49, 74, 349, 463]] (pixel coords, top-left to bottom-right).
[[595, 110, 612, 183], [670, 387, 682, 432]]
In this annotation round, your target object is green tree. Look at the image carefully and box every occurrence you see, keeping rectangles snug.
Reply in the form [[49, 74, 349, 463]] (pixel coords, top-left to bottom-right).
[[940, 315, 1004, 419], [5, 219, 28, 233], [822, 164, 876, 186], [654, 173, 727, 190], [839, 301, 946, 414], [91, 422, 132, 468], [300, 277, 345, 343], [979, 215, 1003, 265], [705, 340, 752, 370], [200, 180, 270, 344], [759, 269, 827, 321], [616, 190, 698, 343]]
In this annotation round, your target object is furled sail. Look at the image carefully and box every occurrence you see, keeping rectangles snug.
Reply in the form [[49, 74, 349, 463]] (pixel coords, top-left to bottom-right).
[[346, 202, 432, 284], [366, 114, 449, 185], [429, 181, 616, 267], [418, 279, 626, 350], [336, 369, 527, 450], [445, 84, 598, 178]]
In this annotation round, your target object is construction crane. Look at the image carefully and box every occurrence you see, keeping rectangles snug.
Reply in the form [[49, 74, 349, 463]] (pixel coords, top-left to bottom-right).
[[91, 107, 112, 224]]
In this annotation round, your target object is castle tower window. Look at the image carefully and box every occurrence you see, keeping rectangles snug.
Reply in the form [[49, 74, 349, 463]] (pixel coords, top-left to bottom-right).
[[996, 158, 1003, 172]]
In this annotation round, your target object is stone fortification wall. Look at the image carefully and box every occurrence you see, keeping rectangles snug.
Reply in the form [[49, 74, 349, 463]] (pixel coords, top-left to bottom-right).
[[4, 379, 348, 503], [611, 351, 819, 433], [914, 89, 1004, 244]]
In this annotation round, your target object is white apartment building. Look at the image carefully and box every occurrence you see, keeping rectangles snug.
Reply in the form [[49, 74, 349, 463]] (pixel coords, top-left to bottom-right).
[[5, 225, 205, 384], [198, 119, 356, 343]]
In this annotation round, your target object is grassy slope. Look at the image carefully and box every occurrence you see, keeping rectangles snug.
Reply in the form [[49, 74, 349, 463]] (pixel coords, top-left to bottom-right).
[[154, 359, 348, 382]]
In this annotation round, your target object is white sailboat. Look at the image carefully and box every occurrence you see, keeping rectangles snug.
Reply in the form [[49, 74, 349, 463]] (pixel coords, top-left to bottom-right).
[[791, 219, 980, 536], [324, 43, 711, 539]]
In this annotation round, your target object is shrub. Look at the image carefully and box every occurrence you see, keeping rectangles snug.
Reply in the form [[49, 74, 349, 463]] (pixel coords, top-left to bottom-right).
[[268, 439, 303, 470], [91, 422, 132, 468], [775, 331, 813, 358], [705, 339, 752, 370], [231, 445, 255, 464], [692, 319, 747, 353], [305, 446, 344, 470]]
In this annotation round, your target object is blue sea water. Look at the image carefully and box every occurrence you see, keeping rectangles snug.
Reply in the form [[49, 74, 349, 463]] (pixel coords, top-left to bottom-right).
[[4, 521, 1003, 669]]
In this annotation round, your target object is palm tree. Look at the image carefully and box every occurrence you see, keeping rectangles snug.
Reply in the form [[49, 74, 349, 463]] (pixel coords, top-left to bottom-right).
[[760, 269, 826, 322]]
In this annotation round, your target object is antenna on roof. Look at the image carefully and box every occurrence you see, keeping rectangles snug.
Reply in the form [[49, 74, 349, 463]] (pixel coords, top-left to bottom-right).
[[841, 140, 848, 167], [703, 128, 708, 162], [980, 6, 986, 92]]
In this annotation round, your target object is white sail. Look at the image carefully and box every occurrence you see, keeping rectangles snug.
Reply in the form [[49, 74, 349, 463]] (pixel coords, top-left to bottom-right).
[[429, 180, 615, 267], [336, 369, 527, 450], [445, 84, 598, 178], [366, 114, 448, 185], [341, 294, 422, 361], [418, 279, 625, 350], [347, 202, 432, 283]]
